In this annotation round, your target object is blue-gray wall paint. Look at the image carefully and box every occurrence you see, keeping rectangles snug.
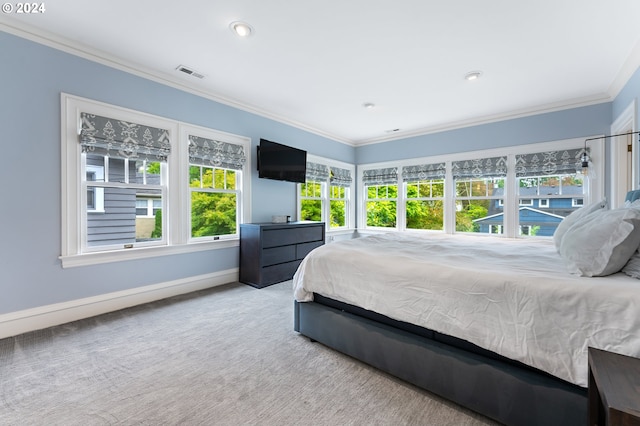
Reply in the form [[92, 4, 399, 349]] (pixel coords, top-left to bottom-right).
[[0, 30, 352, 314], [354, 103, 613, 164], [1, 28, 638, 317]]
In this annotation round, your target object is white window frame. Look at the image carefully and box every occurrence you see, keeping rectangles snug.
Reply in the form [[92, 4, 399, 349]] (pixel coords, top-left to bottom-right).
[[357, 136, 604, 238], [135, 198, 161, 217], [61, 94, 251, 268], [296, 154, 355, 233], [572, 198, 585, 207], [539, 199, 550, 208]]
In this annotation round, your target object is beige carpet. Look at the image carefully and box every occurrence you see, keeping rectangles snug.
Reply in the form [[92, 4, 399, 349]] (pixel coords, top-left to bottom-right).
[[0, 281, 500, 425]]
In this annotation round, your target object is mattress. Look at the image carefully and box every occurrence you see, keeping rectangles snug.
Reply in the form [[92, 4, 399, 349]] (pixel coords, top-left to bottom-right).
[[293, 232, 640, 387]]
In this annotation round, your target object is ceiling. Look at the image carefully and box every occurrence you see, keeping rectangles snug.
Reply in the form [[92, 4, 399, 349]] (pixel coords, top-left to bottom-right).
[[3, 1, 640, 146]]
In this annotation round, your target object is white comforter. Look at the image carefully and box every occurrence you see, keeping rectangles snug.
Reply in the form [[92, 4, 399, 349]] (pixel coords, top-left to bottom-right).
[[293, 232, 640, 387]]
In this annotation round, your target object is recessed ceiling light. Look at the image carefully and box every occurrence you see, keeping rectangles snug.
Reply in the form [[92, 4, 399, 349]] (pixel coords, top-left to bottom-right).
[[465, 71, 483, 81], [362, 102, 376, 109], [229, 21, 254, 37]]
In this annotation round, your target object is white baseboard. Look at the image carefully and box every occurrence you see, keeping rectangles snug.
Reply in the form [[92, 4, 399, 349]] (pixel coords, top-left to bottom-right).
[[0, 269, 238, 340]]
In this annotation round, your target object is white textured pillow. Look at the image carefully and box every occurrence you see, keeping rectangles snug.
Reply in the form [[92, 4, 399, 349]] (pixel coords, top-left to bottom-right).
[[622, 252, 640, 279], [553, 199, 607, 251], [559, 208, 640, 277]]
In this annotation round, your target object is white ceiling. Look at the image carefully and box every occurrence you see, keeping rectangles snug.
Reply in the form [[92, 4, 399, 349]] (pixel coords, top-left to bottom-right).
[[3, 0, 640, 145]]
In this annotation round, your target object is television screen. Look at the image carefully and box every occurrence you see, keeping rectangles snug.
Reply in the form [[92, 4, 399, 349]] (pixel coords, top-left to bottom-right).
[[257, 139, 307, 183]]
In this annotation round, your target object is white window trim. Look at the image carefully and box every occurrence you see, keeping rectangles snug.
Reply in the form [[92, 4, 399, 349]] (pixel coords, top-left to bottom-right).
[[357, 136, 604, 237], [61, 93, 250, 268], [539, 199, 549, 208], [572, 198, 585, 207], [297, 154, 356, 232]]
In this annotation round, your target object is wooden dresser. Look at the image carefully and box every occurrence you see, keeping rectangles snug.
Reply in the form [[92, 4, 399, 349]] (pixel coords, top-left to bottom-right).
[[239, 221, 325, 288]]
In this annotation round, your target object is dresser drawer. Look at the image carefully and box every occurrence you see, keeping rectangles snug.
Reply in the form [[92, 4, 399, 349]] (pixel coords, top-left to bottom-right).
[[297, 241, 324, 259], [262, 225, 323, 248], [261, 260, 302, 285], [262, 245, 296, 267]]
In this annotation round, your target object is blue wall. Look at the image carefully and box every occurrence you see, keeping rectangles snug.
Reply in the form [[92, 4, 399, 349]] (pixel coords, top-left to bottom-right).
[[355, 104, 613, 164]]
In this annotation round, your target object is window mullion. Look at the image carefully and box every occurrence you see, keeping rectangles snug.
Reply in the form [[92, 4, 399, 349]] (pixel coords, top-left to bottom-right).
[[398, 178, 407, 230]]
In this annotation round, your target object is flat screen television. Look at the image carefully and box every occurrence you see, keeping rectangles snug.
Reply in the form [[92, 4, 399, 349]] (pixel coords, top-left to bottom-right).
[[257, 139, 307, 183]]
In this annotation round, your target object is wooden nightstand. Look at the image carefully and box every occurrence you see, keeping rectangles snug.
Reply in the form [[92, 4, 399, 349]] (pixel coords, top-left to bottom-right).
[[588, 347, 640, 426]]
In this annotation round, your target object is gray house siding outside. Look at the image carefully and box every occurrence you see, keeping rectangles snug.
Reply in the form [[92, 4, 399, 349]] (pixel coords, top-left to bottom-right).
[[87, 188, 137, 246], [86, 155, 156, 247]]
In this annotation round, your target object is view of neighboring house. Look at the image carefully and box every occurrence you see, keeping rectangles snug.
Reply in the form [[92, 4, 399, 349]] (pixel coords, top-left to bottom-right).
[[474, 185, 585, 236]]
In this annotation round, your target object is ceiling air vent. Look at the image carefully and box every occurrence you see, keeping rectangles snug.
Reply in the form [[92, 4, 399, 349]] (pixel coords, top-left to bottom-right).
[[176, 65, 205, 79]]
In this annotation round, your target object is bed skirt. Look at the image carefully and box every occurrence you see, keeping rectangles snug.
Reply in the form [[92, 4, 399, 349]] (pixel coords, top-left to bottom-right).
[[294, 298, 587, 426]]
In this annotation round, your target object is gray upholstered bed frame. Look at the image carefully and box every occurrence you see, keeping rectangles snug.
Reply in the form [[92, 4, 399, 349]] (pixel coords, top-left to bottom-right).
[[294, 191, 640, 425], [294, 296, 586, 425]]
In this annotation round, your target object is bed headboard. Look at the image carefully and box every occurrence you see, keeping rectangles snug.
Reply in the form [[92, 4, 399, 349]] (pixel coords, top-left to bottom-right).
[[626, 190, 640, 202]]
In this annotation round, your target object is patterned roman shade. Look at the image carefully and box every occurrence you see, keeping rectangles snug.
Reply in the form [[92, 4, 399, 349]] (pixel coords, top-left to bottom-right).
[[330, 166, 353, 187], [362, 167, 398, 185], [515, 148, 586, 177], [402, 163, 446, 181], [80, 113, 171, 162], [306, 162, 330, 182], [451, 156, 507, 179], [188, 135, 246, 170]]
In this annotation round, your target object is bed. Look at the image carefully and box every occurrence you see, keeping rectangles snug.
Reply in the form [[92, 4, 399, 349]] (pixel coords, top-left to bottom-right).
[[292, 192, 640, 426]]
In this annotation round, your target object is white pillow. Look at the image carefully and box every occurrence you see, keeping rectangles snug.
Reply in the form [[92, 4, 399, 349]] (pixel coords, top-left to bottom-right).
[[622, 252, 640, 279], [559, 208, 640, 277], [553, 199, 607, 251]]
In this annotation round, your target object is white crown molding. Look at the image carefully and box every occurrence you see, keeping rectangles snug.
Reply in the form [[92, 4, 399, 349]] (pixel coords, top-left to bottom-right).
[[353, 93, 613, 146], [608, 37, 640, 100], [0, 17, 354, 146], [1, 16, 634, 149]]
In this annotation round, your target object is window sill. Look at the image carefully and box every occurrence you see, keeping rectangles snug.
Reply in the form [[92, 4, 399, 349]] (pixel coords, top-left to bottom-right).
[[59, 239, 239, 268], [326, 228, 356, 236]]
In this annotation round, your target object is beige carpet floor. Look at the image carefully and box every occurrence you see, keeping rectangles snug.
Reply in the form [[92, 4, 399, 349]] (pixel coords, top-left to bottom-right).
[[0, 281, 500, 425]]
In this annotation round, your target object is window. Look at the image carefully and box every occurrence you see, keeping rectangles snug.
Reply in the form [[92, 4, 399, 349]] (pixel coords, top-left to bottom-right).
[[298, 157, 354, 230], [516, 148, 587, 237], [403, 163, 445, 231], [187, 133, 246, 240], [300, 180, 323, 221], [61, 94, 250, 267], [135, 198, 161, 217], [329, 184, 347, 227], [329, 166, 352, 228], [363, 167, 398, 228], [453, 156, 507, 234], [79, 112, 169, 251], [357, 137, 604, 238]]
